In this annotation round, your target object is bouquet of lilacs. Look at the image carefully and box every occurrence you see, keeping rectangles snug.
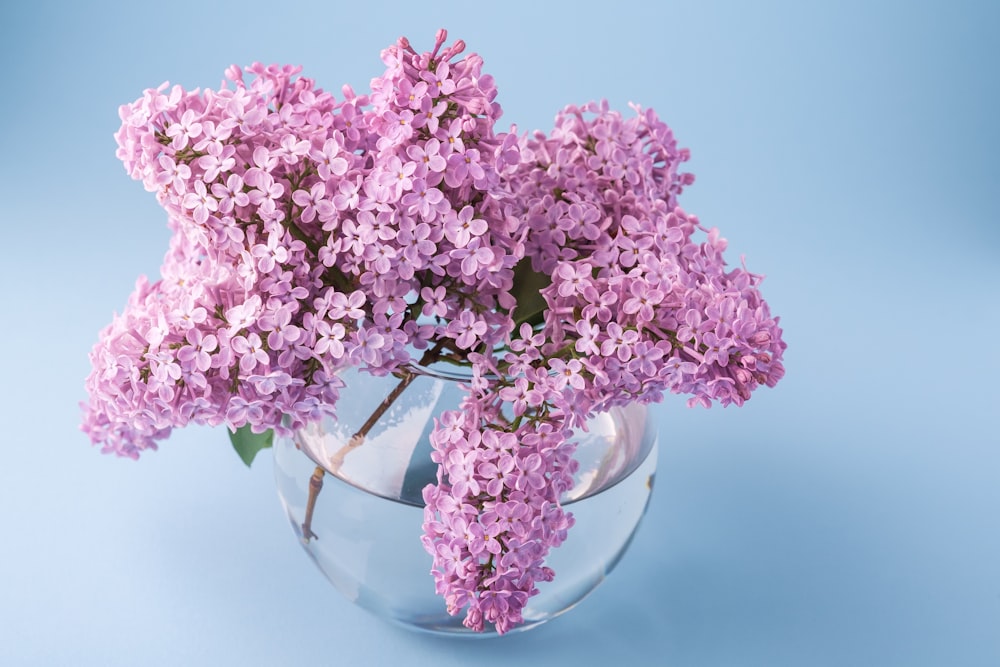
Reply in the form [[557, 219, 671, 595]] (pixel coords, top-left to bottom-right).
[[82, 30, 785, 634]]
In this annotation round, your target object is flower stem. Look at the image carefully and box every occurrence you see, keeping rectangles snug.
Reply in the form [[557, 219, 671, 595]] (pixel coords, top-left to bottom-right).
[[301, 465, 324, 542], [300, 342, 446, 542], [326, 367, 419, 472]]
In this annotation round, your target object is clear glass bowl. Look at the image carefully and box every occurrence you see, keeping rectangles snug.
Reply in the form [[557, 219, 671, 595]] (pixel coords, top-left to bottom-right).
[[273, 362, 658, 636]]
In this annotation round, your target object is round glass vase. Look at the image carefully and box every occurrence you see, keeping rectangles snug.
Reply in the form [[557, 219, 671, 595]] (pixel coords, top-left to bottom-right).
[[273, 361, 658, 636]]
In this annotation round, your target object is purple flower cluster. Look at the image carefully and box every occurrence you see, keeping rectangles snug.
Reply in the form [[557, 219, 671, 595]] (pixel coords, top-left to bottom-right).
[[84, 31, 522, 458], [509, 100, 786, 413], [416, 101, 785, 631], [421, 371, 579, 634], [82, 30, 786, 633]]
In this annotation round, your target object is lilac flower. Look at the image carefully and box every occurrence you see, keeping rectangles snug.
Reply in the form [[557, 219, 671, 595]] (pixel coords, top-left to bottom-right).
[[441, 118, 465, 154], [292, 182, 327, 224], [248, 174, 285, 221], [407, 138, 447, 177], [555, 262, 593, 298], [449, 312, 487, 349], [226, 396, 265, 426], [378, 154, 416, 194], [574, 320, 601, 355], [332, 174, 362, 212], [250, 231, 289, 273], [600, 322, 639, 361], [243, 146, 278, 188], [420, 61, 457, 96], [396, 78, 429, 110], [313, 319, 347, 358], [165, 109, 203, 149], [246, 370, 296, 396], [197, 143, 236, 182], [182, 181, 218, 225], [420, 285, 448, 318], [401, 178, 445, 221], [548, 358, 585, 391], [628, 340, 666, 378], [326, 290, 366, 320], [498, 377, 530, 416], [450, 239, 494, 279], [259, 303, 301, 350], [445, 148, 485, 188], [211, 173, 249, 214], [155, 155, 191, 193], [478, 454, 515, 497], [177, 328, 217, 373], [275, 134, 311, 165], [231, 332, 269, 373], [84, 31, 786, 636], [622, 280, 665, 323], [350, 326, 386, 366], [443, 205, 487, 248], [417, 96, 448, 135], [225, 296, 262, 335], [168, 294, 207, 330], [397, 220, 436, 263], [192, 119, 235, 154]]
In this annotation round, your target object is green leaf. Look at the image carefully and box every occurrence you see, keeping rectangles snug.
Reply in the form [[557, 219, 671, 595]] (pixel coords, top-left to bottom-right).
[[510, 257, 551, 328], [229, 425, 274, 467]]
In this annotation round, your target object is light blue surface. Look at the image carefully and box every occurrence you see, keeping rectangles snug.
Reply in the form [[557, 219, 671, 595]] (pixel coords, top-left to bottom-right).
[[1, 1, 998, 665]]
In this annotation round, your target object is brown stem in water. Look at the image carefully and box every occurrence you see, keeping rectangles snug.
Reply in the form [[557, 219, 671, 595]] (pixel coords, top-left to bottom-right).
[[300, 342, 447, 542], [326, 367, 419, 473], [301, 465, 324, 542]]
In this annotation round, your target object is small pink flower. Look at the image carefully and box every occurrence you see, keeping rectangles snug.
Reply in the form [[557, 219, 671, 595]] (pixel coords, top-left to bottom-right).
[[231, 332, 269, 373], [182, 180, 218, 225], [166, 109, 203, 149]]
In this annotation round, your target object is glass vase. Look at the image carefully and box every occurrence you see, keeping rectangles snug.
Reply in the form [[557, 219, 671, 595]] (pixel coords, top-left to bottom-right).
[[272, 361, 658, 636]]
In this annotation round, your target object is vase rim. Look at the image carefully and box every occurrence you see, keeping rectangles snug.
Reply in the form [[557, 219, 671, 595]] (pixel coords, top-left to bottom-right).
[[402, 358, 477, 382]]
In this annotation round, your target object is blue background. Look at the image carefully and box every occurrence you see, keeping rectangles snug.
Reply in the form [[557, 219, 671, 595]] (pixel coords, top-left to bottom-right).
[[2, 1, 998, 665]]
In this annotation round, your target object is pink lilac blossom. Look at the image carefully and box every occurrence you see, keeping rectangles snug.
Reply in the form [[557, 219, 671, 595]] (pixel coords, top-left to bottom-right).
[[421, 396, 577, 634], [81, 30, 786, 634]]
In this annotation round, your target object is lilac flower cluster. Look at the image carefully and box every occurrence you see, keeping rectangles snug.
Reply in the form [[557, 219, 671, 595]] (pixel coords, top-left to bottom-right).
[[509, 100, 787, 413], [82, 30, 786, 633], [421, 365, 579, 633], [417, 104, 785, 633], [84, 31, 522, 458]]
